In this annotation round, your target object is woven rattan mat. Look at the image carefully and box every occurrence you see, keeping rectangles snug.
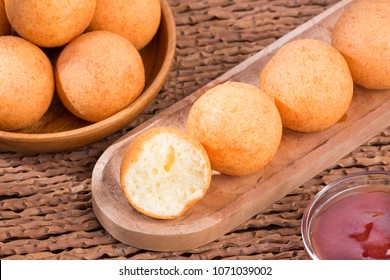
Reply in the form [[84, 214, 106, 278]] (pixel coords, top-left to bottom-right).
[[1, 0, 389, 260]]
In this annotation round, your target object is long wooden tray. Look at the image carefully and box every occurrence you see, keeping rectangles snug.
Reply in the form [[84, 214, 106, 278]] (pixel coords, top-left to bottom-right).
[[91, 0, 390, 251]]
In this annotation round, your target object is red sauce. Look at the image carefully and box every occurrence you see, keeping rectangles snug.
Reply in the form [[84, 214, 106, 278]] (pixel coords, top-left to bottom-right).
[[311, 191, 390, 260]]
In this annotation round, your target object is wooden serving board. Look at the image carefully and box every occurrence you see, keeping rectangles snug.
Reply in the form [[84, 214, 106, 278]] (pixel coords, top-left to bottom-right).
[[92, 0, 390, 251]]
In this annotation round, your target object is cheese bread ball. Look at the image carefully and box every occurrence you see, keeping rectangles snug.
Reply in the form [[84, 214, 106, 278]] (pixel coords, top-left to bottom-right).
[[55, 31, 145, 122], [332, 0, 390, 90], [120, 127, 212, 219], [259, 39, 353, 132], [87, 0, 161, 50], [0, 36, 54, 131], [4, 0, 96, 47], [187, 81, 282, 176]]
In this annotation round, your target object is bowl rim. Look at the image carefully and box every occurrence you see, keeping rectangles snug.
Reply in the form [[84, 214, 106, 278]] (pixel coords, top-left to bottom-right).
[[301, 170, 390, 260], [0, 0, 176, 146]]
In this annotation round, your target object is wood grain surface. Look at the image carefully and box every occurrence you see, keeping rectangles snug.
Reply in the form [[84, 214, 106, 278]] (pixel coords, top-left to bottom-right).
[[92, 0, 390, 251]]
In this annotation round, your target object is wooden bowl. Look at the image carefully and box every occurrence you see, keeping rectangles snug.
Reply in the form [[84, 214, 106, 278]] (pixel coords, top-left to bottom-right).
[[0, 0, 176, 153]]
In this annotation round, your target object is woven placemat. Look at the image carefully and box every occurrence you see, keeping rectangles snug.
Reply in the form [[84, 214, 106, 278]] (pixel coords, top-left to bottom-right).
[[2, 0, 388, 260]]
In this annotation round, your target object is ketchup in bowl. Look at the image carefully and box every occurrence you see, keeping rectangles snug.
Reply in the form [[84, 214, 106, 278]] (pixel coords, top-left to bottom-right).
[[302, 171, 390, 260]]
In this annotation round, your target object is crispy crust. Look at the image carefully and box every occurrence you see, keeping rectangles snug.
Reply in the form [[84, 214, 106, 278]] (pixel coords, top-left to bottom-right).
[[259, 39, 353, 132], [120, 126, 212, 219], [0, 36, 54, 131], [4, 0, 96, 47], [55, 31, 145, 122], [87, 0, 161, 50], [187, 81, 282, 176], [331, 0, 390, 90]]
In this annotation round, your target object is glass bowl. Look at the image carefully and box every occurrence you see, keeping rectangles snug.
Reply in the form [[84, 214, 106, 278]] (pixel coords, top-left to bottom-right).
[[302, 170, 390, 260]]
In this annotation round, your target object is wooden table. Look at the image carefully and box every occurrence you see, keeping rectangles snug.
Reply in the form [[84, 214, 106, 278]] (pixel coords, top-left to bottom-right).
[[1, 0, 389, 260]]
